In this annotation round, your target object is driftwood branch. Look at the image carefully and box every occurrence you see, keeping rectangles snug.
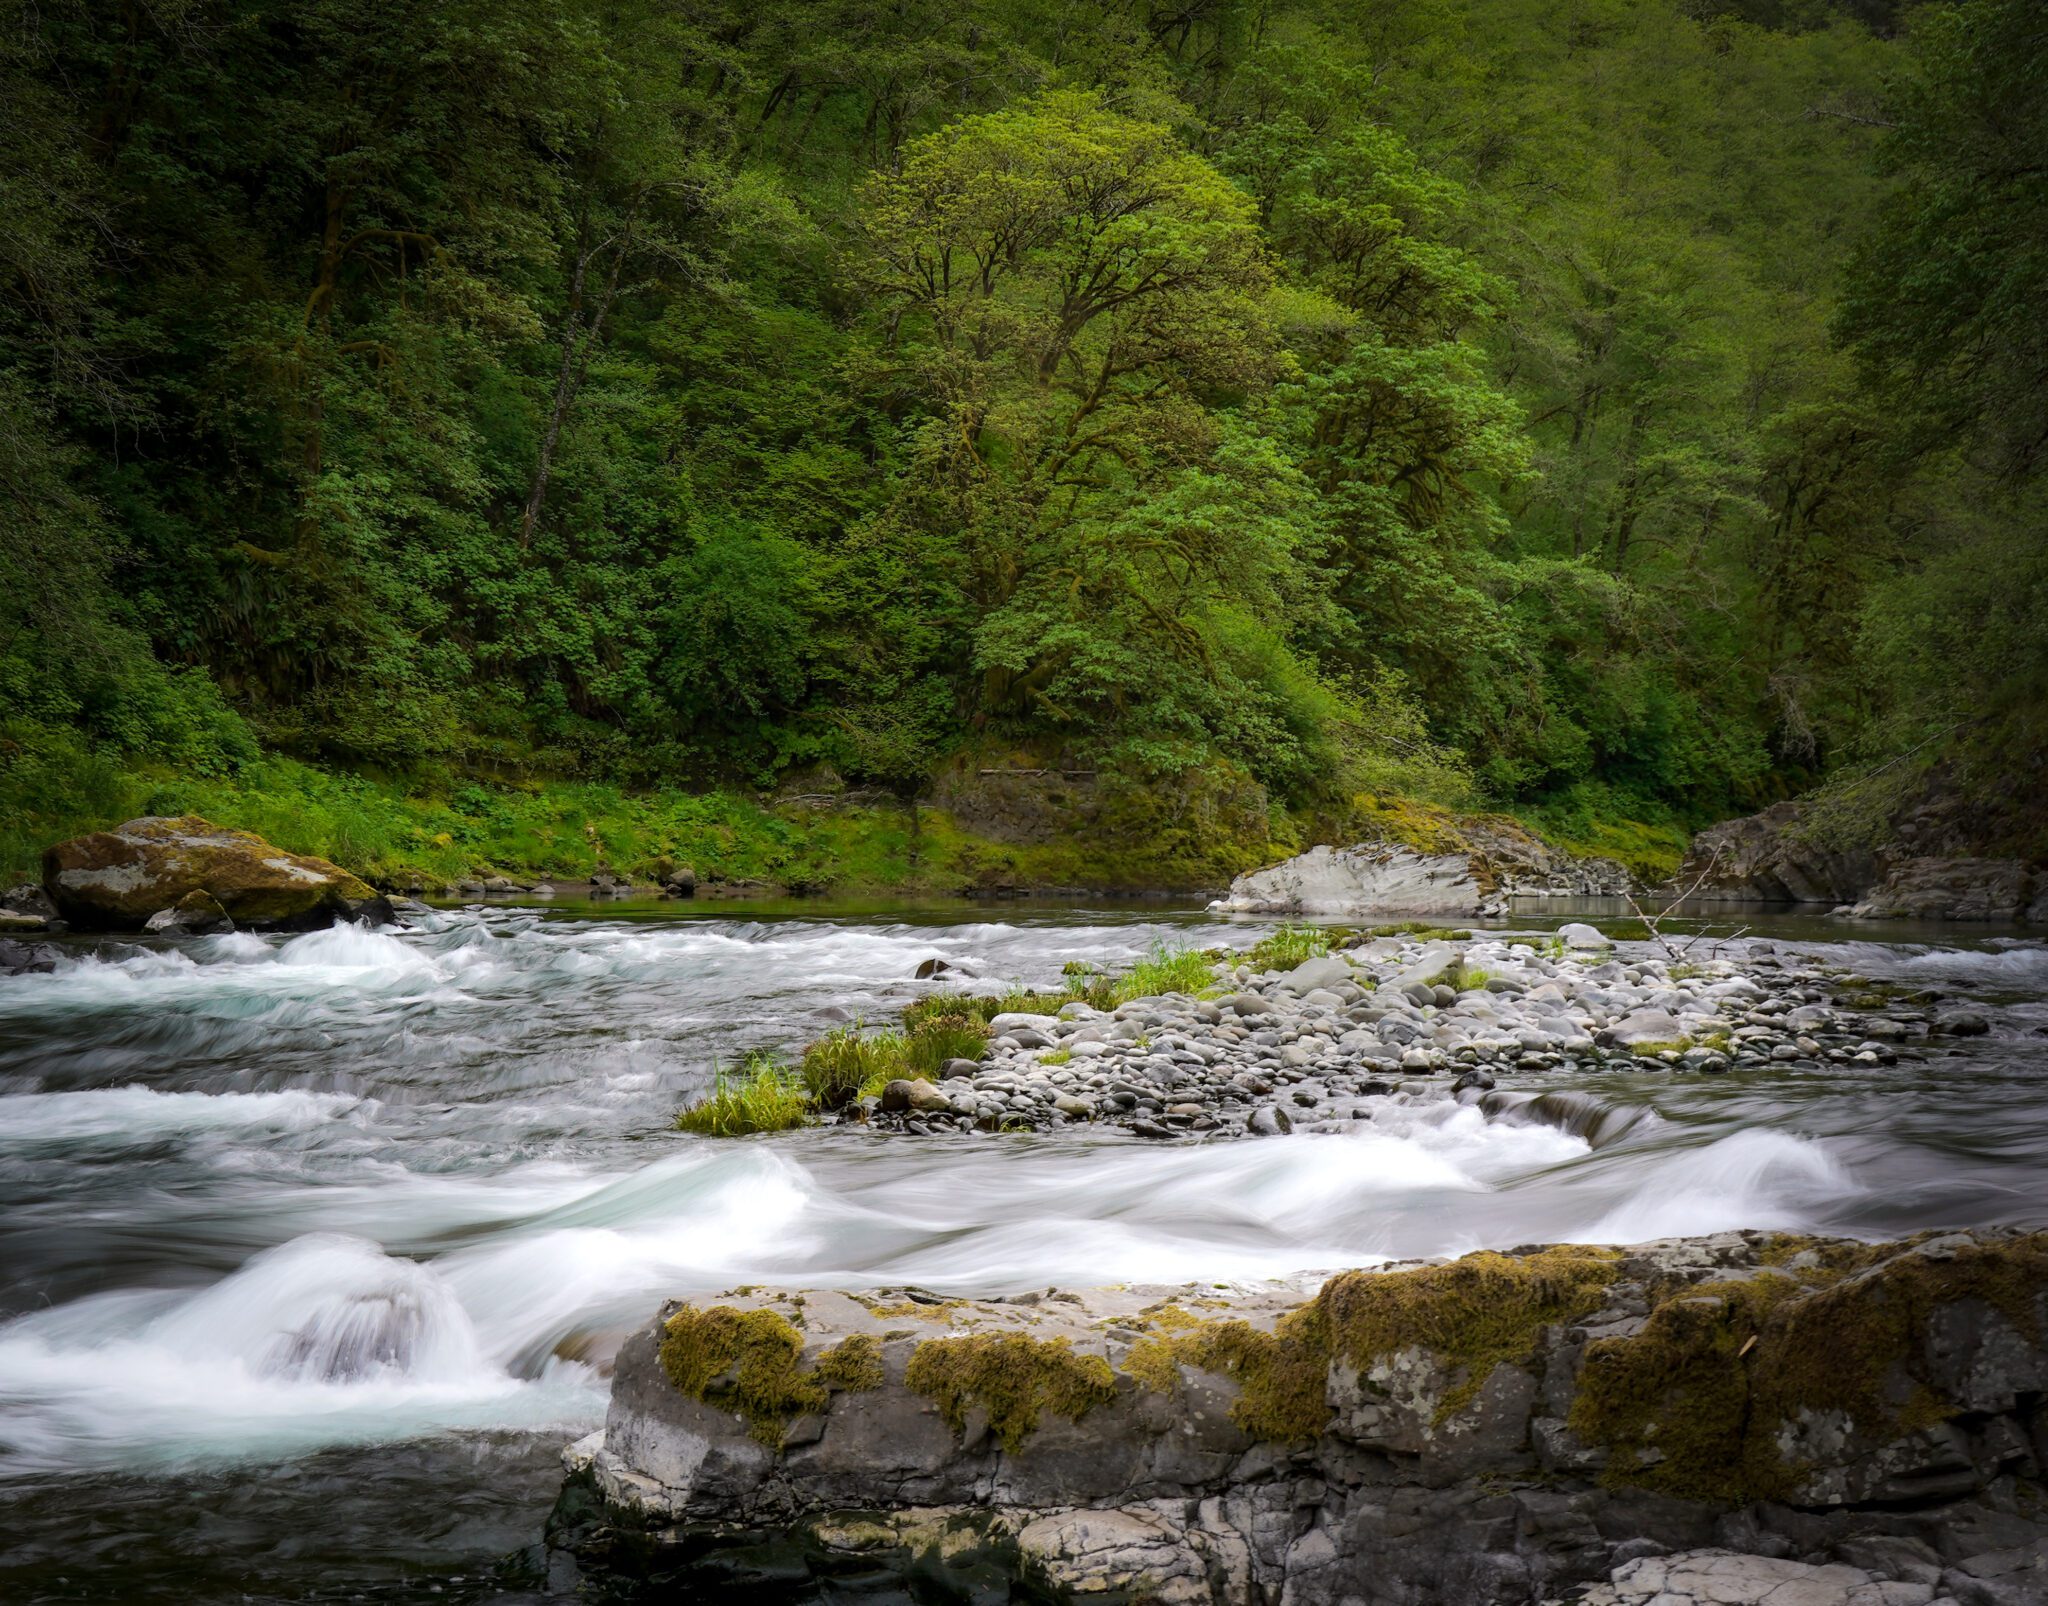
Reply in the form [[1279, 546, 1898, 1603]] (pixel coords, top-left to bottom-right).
[[1617, 845, 1728, 960]]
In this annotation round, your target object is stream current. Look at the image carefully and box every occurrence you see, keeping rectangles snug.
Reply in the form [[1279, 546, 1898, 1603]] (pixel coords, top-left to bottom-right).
[[0, 897, 2043, 1601]]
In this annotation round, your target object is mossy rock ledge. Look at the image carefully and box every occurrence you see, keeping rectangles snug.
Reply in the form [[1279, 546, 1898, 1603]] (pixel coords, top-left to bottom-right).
[[555, 1231, 2048, 1605], [41, 814, 392, 930]]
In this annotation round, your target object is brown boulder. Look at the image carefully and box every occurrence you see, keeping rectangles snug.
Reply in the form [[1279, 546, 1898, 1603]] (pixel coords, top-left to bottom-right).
[[42, 815, 390, 930]]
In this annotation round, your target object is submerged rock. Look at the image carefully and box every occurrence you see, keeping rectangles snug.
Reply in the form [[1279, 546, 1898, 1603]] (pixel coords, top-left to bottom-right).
[[557, 1231, 2048, 1606], [42, 814, 391, 931]]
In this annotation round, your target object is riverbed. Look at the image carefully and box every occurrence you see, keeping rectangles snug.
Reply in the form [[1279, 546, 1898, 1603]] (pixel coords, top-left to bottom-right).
[[1, 898, 2043, 1602]]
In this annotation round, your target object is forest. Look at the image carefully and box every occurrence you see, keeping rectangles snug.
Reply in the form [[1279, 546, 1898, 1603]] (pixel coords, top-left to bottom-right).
[[2, 0, 2042, 886]]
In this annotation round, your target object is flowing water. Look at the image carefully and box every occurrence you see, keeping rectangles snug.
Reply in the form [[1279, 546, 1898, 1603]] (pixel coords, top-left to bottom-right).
[[1, 898, 2044, 1602]]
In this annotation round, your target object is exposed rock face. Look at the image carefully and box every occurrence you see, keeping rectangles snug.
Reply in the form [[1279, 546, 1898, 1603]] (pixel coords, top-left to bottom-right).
[[1845, 857, 2039, 924], [558, 1231, 2048, 1606], [1679, 799, 2044, 923], [1212, 843, 1485, 915], [42, 815, 390, 930], [1212, 827, 1629, 917], [1678, 802, 1880, 906]]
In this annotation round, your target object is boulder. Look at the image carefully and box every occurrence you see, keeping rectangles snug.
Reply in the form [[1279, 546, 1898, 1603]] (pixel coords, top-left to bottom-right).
[[1274, 953, 1354, 993], [2, 884, 57, 920], [0, 937, 62, 974], [143, 888, 234, 936], [1212, 825, 1633, 918], [42, 815, 390, 931], [557, 1231, 2048, 1606], [1212, 843, 1488, 916]]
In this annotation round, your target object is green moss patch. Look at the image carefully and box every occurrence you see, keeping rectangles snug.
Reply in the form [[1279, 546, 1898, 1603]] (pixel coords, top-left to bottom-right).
[[1119, 1245, 1622, 1439], [658, 1305, 882, 1444], [905, 1332, 1118, 1451], [1319, 1247, 1623, 1417], [1572, 1233, 2048, 1503]]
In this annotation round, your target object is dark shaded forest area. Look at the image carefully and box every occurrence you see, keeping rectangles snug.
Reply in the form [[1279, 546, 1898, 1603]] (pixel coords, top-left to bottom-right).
[[3, 0, 2042, 881]]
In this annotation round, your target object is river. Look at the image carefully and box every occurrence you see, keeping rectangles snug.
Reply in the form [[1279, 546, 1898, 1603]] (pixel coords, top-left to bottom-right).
[[1, 898, 2043, 1602]]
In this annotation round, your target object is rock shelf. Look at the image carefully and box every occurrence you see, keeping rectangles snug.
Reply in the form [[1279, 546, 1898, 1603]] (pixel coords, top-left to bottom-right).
[[555, 1230, 2048, 1606]]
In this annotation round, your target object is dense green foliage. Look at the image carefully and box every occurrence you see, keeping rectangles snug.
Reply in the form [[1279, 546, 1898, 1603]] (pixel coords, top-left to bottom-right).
[[2, 0, 2040, 869]]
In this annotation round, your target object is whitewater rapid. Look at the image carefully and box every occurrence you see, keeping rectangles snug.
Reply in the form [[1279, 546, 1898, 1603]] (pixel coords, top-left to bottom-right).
[[0, 905, 2042, 1483]]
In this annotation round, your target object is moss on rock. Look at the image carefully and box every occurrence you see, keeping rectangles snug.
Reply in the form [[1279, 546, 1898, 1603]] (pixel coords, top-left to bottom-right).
[[906, 1332, 1118, 1451], [658, 1305, 881, 1445], [1318, 1247, 1623, 1416], [1571, 1233, 2048, 1503], [1119, 1246, 1622, 1439]]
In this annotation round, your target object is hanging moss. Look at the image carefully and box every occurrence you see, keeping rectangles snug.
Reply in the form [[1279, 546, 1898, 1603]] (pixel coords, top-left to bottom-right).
[[906, 1332, 1118, 1452], [658, 1305, 881, 1445], [1571, 1233, 2048, 1503], [1185, 1310, 1335, 1441]]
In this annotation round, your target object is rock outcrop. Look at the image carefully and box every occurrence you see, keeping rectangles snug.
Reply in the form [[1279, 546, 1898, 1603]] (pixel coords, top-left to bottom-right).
[[555, 1231, 2048, 1605], [1677, 802, 1880, 906], [42, 815, 391, 931], [1677, 802, 2044, 924], [1212, 825, 1630, 918]]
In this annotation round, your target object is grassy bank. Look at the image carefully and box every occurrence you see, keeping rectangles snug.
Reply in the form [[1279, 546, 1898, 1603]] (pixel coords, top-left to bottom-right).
[[0, 732, 1687, 896]]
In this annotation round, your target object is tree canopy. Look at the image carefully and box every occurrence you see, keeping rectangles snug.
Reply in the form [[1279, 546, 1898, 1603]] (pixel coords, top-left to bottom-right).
[[2, 0, 2039, 840]]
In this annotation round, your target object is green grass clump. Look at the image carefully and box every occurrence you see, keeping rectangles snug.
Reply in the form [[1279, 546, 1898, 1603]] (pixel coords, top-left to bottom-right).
[[1039, 1046, 1073, 1065], [1111, 941, 1217, 1003], [675, 1056, 813, 1136], [1245, 924, 1331, 971], [904, 1012, 991, 1077], [801, 1026, 908, 1108], [1457, 965, 1491, 990]]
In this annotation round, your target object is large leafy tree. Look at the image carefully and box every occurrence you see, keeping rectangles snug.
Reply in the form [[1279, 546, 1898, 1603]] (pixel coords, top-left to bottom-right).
[[854, 91, 1322, 774]]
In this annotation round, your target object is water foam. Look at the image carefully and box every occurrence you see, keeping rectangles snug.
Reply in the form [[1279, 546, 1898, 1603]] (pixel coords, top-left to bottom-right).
[[0, 1085, 357, 1146], [1571, 1128, 1856, 1242], [0, 1235, 596, 1472]]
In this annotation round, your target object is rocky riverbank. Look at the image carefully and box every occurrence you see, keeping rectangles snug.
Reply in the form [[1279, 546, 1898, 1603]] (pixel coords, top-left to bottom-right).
[[848, 925, 1956, 1141], [554, 1229, 2048, 1605]]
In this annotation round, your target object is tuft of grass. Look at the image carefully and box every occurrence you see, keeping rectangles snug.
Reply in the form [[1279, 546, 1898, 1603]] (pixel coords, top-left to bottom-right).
[[1111, 941, 1217, 1003], [676, 1055, 813, 1136], [1039, 1046, 1072, 1065], [801, 1026, 907, 1108], [1457, 965, 1491, 990], [1245, 924, 1330, 972], [904, 1012, 991, 1077]]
